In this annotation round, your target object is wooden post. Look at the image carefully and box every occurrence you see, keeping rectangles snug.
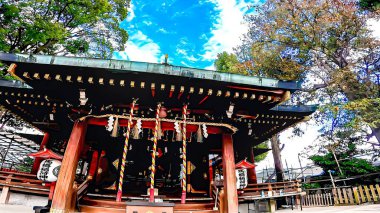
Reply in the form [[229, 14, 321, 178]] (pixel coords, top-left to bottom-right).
[[218, 189, 225, 213], [332, 188, 339, 205], [352, 187, 361, 204], [358, 185, 366, 203], [347, 188, 354, 204], [31, 132, 50, 174], [247, 146, 257, 184], [370, 185, 377, 202], [222, 134, 238, 213], [51, 120, 87, 212], [376, 184, 380, 200], [0, 174, 12, 204], [364, 185, 372, 202], [342, 188, 348, 204], [337, 188, 343, 204]]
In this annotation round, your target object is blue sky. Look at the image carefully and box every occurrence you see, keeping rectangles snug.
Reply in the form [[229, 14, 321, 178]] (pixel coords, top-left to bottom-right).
[[113, 0, 260, 70], [110, 1, 380, 170]]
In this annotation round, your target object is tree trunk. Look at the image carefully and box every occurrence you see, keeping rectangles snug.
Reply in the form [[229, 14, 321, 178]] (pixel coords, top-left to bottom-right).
[[370, 126, 380, 145], [271, 134, 284, 182]]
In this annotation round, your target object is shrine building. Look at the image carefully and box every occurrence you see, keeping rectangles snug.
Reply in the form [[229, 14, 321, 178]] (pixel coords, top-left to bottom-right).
[[0, 52, 315, 213]]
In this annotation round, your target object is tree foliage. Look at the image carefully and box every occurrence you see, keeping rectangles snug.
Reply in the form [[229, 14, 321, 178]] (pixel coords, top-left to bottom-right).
[[230, 0, 380, 148], [214, 51, 248, 75], [0, 0, 130, 59], [310, 143, 379, 177], [360, 0, 380, 11], [15, 157, 34, 173], [254, 141, 269, 163], [0, 0, 131, 130]]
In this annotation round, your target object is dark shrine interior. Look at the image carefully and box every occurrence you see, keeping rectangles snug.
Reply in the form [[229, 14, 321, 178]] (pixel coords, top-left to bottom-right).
[[83, 125, 223, 198]]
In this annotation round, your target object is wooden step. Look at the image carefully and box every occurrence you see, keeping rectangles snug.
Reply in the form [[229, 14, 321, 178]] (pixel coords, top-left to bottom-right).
[[174, 211, 218, 213], [174, 202, 217, 211], [81, 197, 126, 209], [80, 205, 219, 213], [79, 205, 125, 213], [80, 197, 218, 213]]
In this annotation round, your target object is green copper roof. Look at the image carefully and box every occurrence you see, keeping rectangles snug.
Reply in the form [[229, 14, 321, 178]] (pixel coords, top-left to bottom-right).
[[0, 52, 300, 91]]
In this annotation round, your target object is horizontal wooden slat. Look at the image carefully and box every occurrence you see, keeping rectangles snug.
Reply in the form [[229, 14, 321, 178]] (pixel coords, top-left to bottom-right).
[[0, 171, 37, 178], [79, 205, 125, 213]]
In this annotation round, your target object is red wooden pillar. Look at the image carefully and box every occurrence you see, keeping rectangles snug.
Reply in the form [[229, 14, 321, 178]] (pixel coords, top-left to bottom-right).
[[247, 146, 257, 184], [31, 132, 50, 174], [222, 134, 238, 213], [51, 120, 87, 212]]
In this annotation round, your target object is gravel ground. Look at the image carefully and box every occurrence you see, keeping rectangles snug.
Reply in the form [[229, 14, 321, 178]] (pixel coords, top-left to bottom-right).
[[278, 204, 380, 212], [0, 204, 34, 213], [1, 203, 379, 212]]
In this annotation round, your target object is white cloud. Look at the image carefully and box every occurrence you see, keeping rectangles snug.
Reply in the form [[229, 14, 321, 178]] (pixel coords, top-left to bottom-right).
[[201, 0, 251, 61], [143, 20, 152, 26], [126, 2, 135, 22], [180, 61, 191, 67], [157, 28, 169, 34], [199, 33, 208, 41], [177, 48, 187, 56], [186, 55, 197, 62], [116, 31, 162, 63]]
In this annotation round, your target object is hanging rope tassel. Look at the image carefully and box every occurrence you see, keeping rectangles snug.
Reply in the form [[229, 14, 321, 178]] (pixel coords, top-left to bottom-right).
[[111, 117, 119, 137], [132, 122, 140, 140], [196, 124, 203, 143], [157, 121, 162, 140], [150, 103, 161, 202], [181, 104, 188, 204], [116, 99, 137, 202], [176, 127, 183, 141]]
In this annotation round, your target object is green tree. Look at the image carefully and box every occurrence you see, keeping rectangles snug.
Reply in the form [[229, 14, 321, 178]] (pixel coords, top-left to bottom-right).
[[310, 143, 379, 177], [234, 0, 380, 147], [360, 0, 380, 11], [0, 0, 130, 59], [254, 141, 269, 163], [0, 0, 131, 130], [15, 157, 34, 173], [214, 51, 248, 75]]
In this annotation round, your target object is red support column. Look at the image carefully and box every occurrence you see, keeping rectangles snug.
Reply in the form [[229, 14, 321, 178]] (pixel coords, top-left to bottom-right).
[[222, 134, 238, 213], [31, 132, 50, 174], [87, 150, 100, 180], [51, 120, 87, 212], [248, 146, 258, 184]]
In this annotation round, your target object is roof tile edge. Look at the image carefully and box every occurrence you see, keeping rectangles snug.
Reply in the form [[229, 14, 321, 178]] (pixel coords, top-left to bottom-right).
[[0, 52, 300, 90]]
